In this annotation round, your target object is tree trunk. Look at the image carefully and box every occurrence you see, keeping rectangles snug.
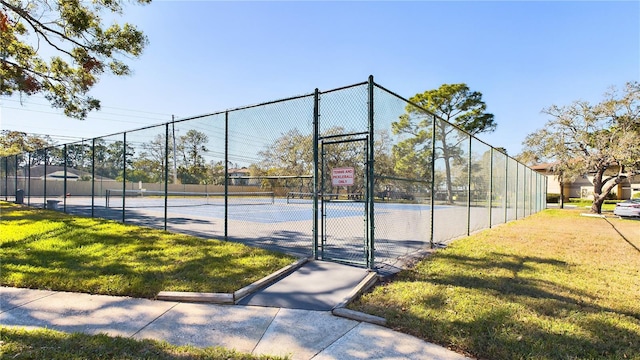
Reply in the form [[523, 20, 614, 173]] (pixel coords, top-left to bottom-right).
[[591, 168, 605, 214], [590, 163, 629, 214], [444, 148, 453, 204], [559, 181, 564, 209], [591, 196, 604, 214], [439, 124, 454, 204]]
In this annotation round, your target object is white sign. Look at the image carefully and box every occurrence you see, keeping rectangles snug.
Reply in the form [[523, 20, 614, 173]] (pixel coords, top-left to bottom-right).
[[331, 167, 355, 186]]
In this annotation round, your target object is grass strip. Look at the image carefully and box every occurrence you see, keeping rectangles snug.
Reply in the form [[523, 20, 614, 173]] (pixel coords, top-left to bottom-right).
[[0, 202, 295, 298], [0, 326, 287, 360], [350, 209, 640, 360]]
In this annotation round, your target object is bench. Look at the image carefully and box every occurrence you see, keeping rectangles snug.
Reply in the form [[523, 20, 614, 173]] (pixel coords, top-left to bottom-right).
[[46, 199, 61, 210]]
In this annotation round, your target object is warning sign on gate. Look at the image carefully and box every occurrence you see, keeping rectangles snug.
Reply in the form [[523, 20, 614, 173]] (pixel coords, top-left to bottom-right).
[[331, 167, 355, 186]]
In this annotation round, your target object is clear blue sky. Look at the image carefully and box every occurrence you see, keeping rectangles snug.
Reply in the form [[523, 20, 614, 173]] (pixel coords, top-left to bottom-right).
[[1, 0, 639, 157]]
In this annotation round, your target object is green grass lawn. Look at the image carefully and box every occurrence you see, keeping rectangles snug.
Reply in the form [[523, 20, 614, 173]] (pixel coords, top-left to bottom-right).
[[3, 200, 639, 359], [350, 209, 640, 360], [0, 202, 295, 298], [0, 327, 287, 360], [563, 198, 619, 211]]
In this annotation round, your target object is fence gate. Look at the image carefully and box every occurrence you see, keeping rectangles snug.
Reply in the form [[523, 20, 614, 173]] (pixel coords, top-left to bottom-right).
[[318, 133, 372, 266]]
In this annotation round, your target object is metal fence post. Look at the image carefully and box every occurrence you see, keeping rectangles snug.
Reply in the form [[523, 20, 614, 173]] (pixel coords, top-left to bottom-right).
[[63, 144, 67, 213], [91, 138, 95, 217], [224, 111, 229, 241], [313, 88, 320, 260], [2, 158, 5, 200], [467, 137, 472, 236], [367, 75, 375, 269], [27, 153, 31, 206], [164, 123, 169, 231], [544, 176, 548, 211], [4, 156, 7, 200], [504, 157, 509, 223], [430, 116, 436, 249], [14, 155, 18, 201], [1, 158, 3, 199], [489, 147, 494, 228], [43, 148, 47, 209], [122, 132, 127, 223], [515, 163, 519, 220]]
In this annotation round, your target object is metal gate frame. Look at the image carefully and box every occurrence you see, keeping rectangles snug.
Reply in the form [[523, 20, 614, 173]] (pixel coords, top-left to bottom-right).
[[319, 134, 368, 266], [312, 76, 376, 269]]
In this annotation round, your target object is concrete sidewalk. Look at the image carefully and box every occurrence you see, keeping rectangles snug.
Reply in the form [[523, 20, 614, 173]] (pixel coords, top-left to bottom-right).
[[1, 286, 471, 360]]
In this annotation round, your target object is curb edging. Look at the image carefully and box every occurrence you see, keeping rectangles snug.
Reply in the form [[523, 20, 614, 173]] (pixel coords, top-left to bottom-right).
[[331, 271, 386, 326], [233, 257, 308, 303], [157, 257, 309, 304]]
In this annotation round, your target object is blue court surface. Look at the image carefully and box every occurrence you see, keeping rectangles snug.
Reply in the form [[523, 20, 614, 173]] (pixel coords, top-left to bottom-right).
[[97, 198, 445, 224]]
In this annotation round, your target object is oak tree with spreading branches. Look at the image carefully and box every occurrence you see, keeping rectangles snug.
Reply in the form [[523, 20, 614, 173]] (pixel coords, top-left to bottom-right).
[[1, 0, 150, 119]]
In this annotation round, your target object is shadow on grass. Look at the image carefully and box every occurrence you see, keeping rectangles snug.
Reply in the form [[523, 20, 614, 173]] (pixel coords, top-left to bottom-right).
[[604, 217, 640, 254], [59, 203, 314, 259], [1, 205, 294, 298], [0, 327, 285, 360], [365, 252, 640, 360], [422, 253, 587, 300], [418, 252, 640, 320], [457, 306, 640, 359]]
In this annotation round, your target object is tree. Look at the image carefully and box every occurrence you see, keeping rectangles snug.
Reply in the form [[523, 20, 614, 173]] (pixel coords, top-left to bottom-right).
[[1, 0, 149, 119], [206, 160, 225, 185], [392, 83, 496, 203], [256, 127, 387, 196], [257, 129, 313, 176], [0, 131, 53, 177], [521, 81, 640, 214], [177, 129, 209, 184], [65, 142, 92, 169], [0, 130, 52, 157], [372, 129, 395, 180], [94, 140, 133, 180], [92, 138, 109, 177], [138, 133, 169, 183]]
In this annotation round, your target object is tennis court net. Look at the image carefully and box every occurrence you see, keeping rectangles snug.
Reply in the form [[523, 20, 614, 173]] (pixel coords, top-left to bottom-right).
[[105, 189, 275, 208], [286, 192, 364, 204]]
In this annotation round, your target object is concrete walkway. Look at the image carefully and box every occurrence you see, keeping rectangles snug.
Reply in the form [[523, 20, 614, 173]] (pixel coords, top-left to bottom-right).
[[237, 261, 372, 310], [1, 286, 471, 359]]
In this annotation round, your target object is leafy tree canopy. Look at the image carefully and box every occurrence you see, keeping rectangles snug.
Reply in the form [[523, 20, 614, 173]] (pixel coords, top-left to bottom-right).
[[0, 130, 52, 157], [521, 81, 640, 213], [1, 0, 150, 119], [403, 83, 496, 135], [392, 83, 496, 202]]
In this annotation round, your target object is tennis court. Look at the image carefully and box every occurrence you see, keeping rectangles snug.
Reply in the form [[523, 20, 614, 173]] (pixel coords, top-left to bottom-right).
[[30, 192, 496, 270], [2, 77, 546, 270]]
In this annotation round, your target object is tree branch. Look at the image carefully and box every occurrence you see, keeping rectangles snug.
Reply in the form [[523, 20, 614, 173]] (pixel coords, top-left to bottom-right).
[[1, 58, 66, 83], [2, 0, 88, 56]]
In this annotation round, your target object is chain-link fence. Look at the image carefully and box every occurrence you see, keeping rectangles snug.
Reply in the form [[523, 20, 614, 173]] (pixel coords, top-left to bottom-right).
[[1, 76, 547, 270]]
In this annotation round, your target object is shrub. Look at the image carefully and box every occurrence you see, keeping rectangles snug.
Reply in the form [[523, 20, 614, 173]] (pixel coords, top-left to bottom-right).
[[546, 193, 561, 203]]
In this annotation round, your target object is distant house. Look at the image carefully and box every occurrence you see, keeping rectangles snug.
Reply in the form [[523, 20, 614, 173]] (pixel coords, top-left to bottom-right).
[[46, 170, 80, 181], [227, 167, 256, 186], [20, 165, 113, 182], [532, 163, 640, 200]]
